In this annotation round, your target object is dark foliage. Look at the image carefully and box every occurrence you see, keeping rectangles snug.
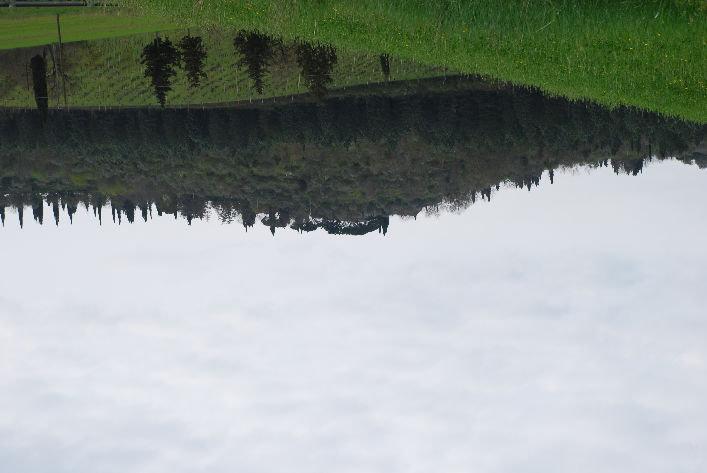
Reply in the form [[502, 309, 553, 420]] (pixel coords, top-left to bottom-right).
[[296, 42, 337, 99], [234, 31, 277, 95], [178, 34, 208, 89], [29, 54, 48, 121], [1, 76, 705, 234], [140, 37, 180, 107]]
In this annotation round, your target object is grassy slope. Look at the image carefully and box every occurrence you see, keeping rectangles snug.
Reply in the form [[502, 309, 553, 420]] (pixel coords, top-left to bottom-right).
[[0, 7, 177, 49], [120, 0, 706, 123], [1, 1, 705, 122], [0, 30, 443, 107]]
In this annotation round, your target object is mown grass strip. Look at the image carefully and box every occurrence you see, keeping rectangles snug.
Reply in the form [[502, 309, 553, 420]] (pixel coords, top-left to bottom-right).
[[0, 7, 178, 49]]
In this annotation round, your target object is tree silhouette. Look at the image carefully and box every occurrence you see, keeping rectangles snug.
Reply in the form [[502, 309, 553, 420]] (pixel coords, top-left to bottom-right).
[[140, 37, 180, 107], [29, 54, 48, 120], [178, 34, 208, 89], [48, 194, 60, 226], [234, 31, 276, 95], [240, 203, 256, 230], [296, 42, 337, 99], [31, 194, 43, 225]]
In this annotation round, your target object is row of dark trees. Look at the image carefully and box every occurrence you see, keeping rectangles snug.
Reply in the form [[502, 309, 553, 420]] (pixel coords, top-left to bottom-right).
[[0, 154, 660, 232], [233, 31, 342, 99], [0, 191, 390, 236], [8, 77, 702, 157], [139, 31, 358, 106], [2, 75, 704, 234], [140, 33, 208, 107], [23, 30, 385, 112]]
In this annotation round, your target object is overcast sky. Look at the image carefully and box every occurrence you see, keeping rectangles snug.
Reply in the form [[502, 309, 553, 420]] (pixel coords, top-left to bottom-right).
[[1, 160, 706, 473]]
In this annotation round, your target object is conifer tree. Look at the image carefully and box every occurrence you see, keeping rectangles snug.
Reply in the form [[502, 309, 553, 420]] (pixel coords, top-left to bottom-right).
[[234, 31, 276, 95], [178, 34, 208, 89], [141, 37, 180, 107], [296, 42, 337, 99]]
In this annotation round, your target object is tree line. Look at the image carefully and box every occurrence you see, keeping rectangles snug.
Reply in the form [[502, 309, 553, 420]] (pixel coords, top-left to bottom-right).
[[1, 75, 704, 233], [137, 30, 345, 107], [20, 30, 348, 111], [0, 191, 390, 236]]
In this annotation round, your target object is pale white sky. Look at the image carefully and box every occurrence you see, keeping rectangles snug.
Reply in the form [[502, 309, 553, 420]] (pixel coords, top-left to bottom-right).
[[1, 160, 706, 472]]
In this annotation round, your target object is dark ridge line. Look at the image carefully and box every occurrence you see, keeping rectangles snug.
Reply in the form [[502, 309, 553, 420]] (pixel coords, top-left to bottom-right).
[[0, 199, 392, 236], [0, 158, 656, 232]]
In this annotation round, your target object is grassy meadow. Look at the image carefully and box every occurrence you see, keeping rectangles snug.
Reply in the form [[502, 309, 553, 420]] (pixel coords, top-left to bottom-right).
[[1, 1, 705, 122], [0, 30, 444, 107]]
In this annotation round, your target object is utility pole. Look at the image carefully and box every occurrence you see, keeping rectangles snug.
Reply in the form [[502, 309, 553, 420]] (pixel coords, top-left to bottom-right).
[[56, 14, 68, 108]]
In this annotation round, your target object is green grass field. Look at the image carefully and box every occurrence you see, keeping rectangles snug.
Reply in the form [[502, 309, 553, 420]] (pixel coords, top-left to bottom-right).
[[122, 0, 707, 123], [2, 1, 706, 122]]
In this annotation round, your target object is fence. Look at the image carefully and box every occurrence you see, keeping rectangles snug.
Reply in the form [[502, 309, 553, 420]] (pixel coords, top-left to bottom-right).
[[1, 1, 115, 7]]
